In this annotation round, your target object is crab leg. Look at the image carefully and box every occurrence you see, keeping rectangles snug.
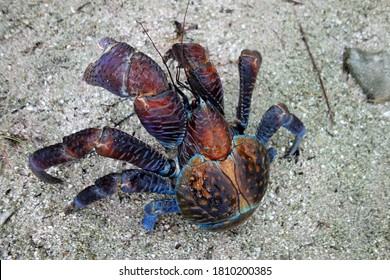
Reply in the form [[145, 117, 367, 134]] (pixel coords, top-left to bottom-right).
[[256, 103, 306, 157], [142, 199, 179, 232], [65, 169, 174, 212], [29, 127, 177, 184], [232, 49, 262, 134]]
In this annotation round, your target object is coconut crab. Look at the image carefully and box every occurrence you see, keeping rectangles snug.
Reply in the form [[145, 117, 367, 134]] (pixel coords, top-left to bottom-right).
[[29, 37, 306, 232]]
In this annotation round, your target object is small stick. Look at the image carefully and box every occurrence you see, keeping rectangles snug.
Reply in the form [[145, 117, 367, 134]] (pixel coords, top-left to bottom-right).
[[283, 0, 303, 5], [298, 22, 335, 125]]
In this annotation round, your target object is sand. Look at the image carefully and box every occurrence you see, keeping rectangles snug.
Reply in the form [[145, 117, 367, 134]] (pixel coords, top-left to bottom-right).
[[0, 0, 388, 259]]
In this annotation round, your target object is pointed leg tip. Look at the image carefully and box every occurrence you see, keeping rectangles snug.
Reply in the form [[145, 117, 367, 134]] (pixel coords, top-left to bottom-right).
[[30, 168, 63, 184], [142, 216, 156, 233], [286, 134, 305, 158], [285, 150, 298, 159], [142, 221, 155, 233], [267, 147, 277, 163], [29, 155, 63, 184], [144, 227, 154, 233], [64, 202, 79, 215]]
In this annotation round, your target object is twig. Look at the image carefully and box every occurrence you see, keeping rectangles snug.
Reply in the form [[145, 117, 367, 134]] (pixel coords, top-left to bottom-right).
[[297, 21, 335, 125], [0, 134, 26, 145], [113, 113, 135, 127], [283, 0, 303, 5]]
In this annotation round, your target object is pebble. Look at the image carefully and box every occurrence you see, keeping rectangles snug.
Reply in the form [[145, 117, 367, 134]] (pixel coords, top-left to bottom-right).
[[343, 48, 390, 102], [0, 208, 16, 226]]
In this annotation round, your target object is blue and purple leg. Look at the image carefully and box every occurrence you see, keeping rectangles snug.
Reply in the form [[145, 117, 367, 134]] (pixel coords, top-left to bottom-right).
[[142, 199, 179, 232], [29, 127, 177, 184], [256, 103, 306, 161], [65, 169, 176, 231], [66, 169, 174, 212], [232, 49, 262, 134]]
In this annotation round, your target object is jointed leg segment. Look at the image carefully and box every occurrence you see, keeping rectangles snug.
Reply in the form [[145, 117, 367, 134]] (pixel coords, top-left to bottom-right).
[[256, 103, 306, 157], [66, 169, 175, 214], [232, 49, 262, 134], [142, 199, 180, 232], [64, 169, 178, 232], [29, 127, 177, 184]]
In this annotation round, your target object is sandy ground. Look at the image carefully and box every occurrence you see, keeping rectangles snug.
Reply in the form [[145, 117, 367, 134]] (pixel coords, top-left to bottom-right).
[[0, 0, 389, 260]]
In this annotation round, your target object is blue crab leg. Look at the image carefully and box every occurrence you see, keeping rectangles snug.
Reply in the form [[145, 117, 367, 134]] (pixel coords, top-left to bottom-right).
[[65, 169, 174, 213], [256, 103, 306, 157], [29, 127, 177, 184], [232, 49, 262, 134], [142, 199, 179, 232]]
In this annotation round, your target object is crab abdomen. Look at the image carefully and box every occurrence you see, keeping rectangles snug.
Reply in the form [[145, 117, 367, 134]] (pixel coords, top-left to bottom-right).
[[176, 135, 270, 231]]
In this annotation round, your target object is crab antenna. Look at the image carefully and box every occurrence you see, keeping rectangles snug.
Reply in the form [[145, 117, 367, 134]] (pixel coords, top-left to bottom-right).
[[178, 0, 190, 64], [136, 8, 191, 107], [172, 0, 194, 95], [173, 0, 199, 101], [180, 0, 190, 45]]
